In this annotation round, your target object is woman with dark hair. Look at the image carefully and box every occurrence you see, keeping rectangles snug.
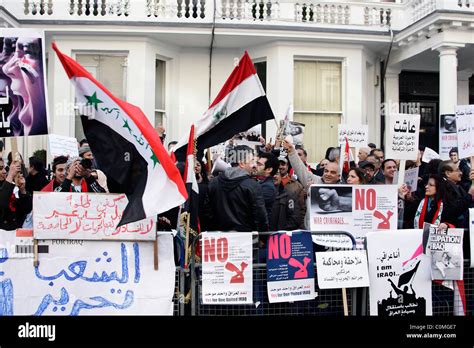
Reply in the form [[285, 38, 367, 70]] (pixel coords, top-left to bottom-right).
[[414, 174, 446, 228], [346, 167, 366, 185], [26, 155, 49, 193]]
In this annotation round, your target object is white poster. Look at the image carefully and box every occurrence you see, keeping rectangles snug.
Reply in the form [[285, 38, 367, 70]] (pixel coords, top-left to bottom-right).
[[316, 250, 370, 289], [337, 124, 369, 147], [49, 134, 79, 158], [470, 209, 474, 268], [0, 230, 176, 315], [201, 232, 253, 305], [366, 229, 432, 316], [422, 147, 440, 163], [310, 185, 398, 240], [33, 192, 156, 241], [394, 167, 419, 192], [425, 224, 463, 280], [439, 114, 458, 160], [386, 113, 420, 160], [456, 113, 474, 159]]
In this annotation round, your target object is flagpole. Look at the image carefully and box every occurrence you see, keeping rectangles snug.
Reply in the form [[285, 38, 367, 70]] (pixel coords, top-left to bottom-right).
[[184, 212, 191, 269], [342, 288, 349, 316], [154, 234, 159, 270]]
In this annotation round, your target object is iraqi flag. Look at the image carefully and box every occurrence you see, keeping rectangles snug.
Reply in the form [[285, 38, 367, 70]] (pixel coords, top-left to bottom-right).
[[182, 125, 199, 236], [173, 51, 274, 161], [53, 43, 187, 226]]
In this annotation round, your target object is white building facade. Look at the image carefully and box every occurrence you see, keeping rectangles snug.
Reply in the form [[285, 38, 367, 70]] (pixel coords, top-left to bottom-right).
[[0, 0, 473, 162]]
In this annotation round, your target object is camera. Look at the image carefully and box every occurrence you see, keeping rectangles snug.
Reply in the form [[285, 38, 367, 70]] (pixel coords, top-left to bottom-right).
[[80, 158, 93, 170]]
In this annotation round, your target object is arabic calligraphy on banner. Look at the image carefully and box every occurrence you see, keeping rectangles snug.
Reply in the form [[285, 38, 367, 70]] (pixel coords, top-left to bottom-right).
[[201, 232, 253, 305], [337, 124, 369, 147], [366, 229, 432, 316], [455, 107, 474, 159], [315, 250, 370, 289], [266, 232, 316, 303], [386, 113, 420, 160], [33, 192, 156, 240], [0, 230, 175, 315]]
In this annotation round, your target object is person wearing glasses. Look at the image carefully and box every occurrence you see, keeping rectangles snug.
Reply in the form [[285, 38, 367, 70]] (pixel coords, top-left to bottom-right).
[[448, 147, 471, 192]]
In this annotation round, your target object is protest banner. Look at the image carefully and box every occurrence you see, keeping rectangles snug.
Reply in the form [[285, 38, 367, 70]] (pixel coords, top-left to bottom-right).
[[439, 114, 458, 160], [0, 230, 175, 315], [456, 112, 474, 159], [201, 232, 253, 304], [423, 224, 463, 280], [470, 209, 474, 268], [310, 185, 398, 240], [421, 147, 440, 163], [311, 233, 356, 250], [366, 229, 432, 316], [337, 124, 368, 147], [266, 232, 316, 303], [394, 167, 419, 192], [49, 134, 80, 158], [33, 192, 156, 241], [0, 29, 49, 137], [316, 250, 369, 289], [386, 113, 420, 161], [280, 120, 305, 146]]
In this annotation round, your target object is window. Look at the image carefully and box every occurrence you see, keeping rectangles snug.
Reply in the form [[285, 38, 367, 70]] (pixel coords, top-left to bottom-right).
[[74, 53, 128, 140], [155, 59, 166, 128], [294, 61, 342, 163]]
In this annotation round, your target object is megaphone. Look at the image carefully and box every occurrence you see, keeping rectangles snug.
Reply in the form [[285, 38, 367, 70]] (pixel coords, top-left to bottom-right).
[[211, 156, 231, 174]]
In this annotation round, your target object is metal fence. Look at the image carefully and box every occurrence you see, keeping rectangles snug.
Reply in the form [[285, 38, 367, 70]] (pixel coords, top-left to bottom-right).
[[175, 230, 473, 316]]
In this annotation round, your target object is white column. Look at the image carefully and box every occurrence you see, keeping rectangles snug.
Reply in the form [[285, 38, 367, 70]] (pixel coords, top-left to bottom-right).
[[433, 44, 464, 115], [457, 69, 472, 106], [384, 65, 401, 114]]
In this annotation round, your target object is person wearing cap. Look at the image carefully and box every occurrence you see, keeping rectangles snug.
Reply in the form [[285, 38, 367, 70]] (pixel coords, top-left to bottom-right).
[[277, 157, 292, 187], [359, 160, 377, 184]]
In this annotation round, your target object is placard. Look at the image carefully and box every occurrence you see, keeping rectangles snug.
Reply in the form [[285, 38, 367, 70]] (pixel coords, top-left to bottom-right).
[[337, 124, 369, 147], [386, 113, 420, 160], [49, 134, 79, 158]]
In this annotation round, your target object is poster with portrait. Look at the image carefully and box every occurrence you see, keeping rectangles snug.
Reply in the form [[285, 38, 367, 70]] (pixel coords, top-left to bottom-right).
[[423, 224, 463, 281], [280, 120, 305, 146], [266, 232, 316, 303], [309, 184, 398, 240], [233, 124, 262, 146], [439, 113, 458, 160], [201, 232, 253, 305], [0, 28, 48, 137], [366, 229, 432, 316]]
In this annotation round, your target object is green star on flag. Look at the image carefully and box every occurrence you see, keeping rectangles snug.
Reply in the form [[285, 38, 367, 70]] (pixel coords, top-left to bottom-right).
[[122, 118, 132, 134], [85, 92, 103, 111], [150, 151, 160, 168]]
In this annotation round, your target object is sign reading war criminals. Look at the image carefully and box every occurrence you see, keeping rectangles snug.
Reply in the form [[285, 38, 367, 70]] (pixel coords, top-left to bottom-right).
[[266, 232, 316, 303]]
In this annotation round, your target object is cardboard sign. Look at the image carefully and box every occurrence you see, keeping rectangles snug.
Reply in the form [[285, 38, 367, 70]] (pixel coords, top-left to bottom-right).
[[201, 232, 253, 304], [316, 250, 370, 289], [33, 192, 156, 241], [386, 113, 420, 160], [337, 124, 369, 147], [0, 29, 49, 137], [0, 230, 176, 315], [310, 185, 398, 240], [366, 229, 432, 316], [266, 232, 316, 303], [424, 224, 463, 280], [48, 134, 79, 158]]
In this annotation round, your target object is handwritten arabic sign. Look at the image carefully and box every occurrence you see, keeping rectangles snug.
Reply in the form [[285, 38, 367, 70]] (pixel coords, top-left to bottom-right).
[[201, 232, 253, 305], [49, 134, 79, 158], [0, 230, 175, 315], [366, 229, 432, 316], [316, 250, 369, 289], [33, 192, 156, 241], [310, 184, 398, 240], [266, 232, 316, 303], [337, 124, 368, 147], [386, 113, 420, 160], [455, 111, 474, 159]]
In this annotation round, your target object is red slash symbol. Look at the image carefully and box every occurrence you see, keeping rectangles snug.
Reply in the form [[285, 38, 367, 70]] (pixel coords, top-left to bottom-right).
[[225, 262, 248, 283], [373, 210, 393, 229], [288, 257, 311, 279]]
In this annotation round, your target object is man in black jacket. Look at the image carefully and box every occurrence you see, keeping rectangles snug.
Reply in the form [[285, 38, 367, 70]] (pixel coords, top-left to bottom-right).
[[205, 145, 268, 232], [256, 152, 279, 219]]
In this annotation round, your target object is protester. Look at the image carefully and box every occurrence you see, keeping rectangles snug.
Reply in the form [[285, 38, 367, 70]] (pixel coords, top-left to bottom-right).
[[413, 174, 446, 228], [357, 147, 370, 163], [55, 156, 106, 193], [204, 145, 268, 232], [25, 156, 49, 193], [346, 167, 366, 185], [41, 156, 68, 192], [295, 145, 317, 174], [359, 161, 376, 184], [449, 147, 471, 192], [378, 159, 397, 185], [256, 152, 279, 219]]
